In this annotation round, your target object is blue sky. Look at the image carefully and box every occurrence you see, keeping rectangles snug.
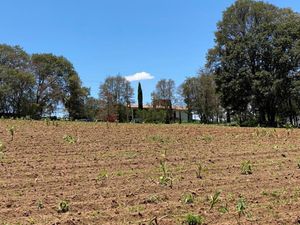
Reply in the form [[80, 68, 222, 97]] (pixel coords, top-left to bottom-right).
[[0, 0, 299, 104]]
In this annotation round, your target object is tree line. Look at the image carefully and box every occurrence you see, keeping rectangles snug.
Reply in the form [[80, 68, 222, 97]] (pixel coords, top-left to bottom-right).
[[1, 0, 300, 127], [0, 44, 88, 119]]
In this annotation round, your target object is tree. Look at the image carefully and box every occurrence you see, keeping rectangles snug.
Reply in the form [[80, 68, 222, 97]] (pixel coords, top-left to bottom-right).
[[151, 79, 175, 123], [0, 44, 35, 117], [138, 82, 143, 110], [99, 75, 134, 122], [179, 77, 199, 122], [197, 73, 220, 123], [84, 96, 100, 120], [207, 0, 300, 126], [32, 54, 87, 119], [179, 72, 220, 123]]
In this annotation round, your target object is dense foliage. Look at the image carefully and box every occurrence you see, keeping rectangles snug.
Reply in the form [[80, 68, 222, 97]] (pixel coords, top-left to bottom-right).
[[207, 0, 300, 126]]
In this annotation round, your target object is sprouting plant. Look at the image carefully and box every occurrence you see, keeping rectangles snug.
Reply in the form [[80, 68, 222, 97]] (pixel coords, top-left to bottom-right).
[[0, 140, 5, 152], [63, 135, 76, 144], [45, 118, 50, 126], [97, 170, 108, 182], [196, 162, 205, 179], [209, 191, 221, 210], [37, 200, 44, 209], [159, 160, 172, 187], [236, 197, 247, 218], [27, 217, 36, 225], [182, 192, 195, 204], [149, 135, 169, 143], [297, 160, 300, 169], [201, 135, 213, 143], [219, 203, 229, 214], [241, 160, 252, 175], [8, 126, 15, 141], [183, 213, 204, 225], [57, 200, 69, 213]]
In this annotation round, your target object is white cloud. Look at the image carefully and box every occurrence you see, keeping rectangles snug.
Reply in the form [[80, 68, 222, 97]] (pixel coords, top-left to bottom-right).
[[125, 72, 154, 82]]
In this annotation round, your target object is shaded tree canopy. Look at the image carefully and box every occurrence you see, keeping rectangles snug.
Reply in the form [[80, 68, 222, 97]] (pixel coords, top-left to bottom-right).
[[207, 0, 300, 126], [0, 44, 88, 119]]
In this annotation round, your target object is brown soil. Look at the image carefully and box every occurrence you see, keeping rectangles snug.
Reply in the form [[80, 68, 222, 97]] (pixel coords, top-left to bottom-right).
[[0, 120, 300, 225]]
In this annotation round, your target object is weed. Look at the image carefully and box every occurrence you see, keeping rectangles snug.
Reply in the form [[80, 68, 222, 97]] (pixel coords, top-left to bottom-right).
[[63, 135, 76, 144], [182, 192, 195, 204], [159, 160, 172, 187], [297, 160, 300, 169], [57, 200, 69, 213], [183, 213, 204, 225], [209, 191, 221, 210], [241, 160, 252, 175]]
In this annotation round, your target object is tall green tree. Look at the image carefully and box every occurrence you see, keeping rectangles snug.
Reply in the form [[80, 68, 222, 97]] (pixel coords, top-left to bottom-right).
[[32, 54, 87, 119], [207, 0, 300, 126], [0, 44, 35, 117], [179, 72, 220, 123], [138, 82, 143, 110], [179, 77, 199, 122]]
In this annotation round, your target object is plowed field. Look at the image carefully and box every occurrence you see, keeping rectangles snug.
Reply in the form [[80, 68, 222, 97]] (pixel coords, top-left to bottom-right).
[[1, 120, 300, 224]]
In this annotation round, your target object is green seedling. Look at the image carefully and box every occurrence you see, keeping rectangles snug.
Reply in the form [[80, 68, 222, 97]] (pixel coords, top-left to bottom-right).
[[8, 126, 15, 141], [183, 213, 204, 225], [182, 193, 195, 204], [236, 197, 246, 218], [63, 135, 76, 144], [97, 170, 108, 182], [196, 162, 205, 179], [159, 160, 172, 187], [209, 191, 221, 210], [241, 160, 252, 175], [57, 200, 69, 213]]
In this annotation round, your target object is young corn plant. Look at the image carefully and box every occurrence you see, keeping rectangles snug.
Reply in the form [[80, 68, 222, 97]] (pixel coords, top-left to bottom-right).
[[57, 200, 69, 213], [97, 170, 108, 182], [0, 140, 5, 152], [8, 126, 15, 141], [196, 162, 205, 179], [183, 213, 204, 225], [0, 142, 4, 161], [63, 135, 76, 144], [159, 160, 173, 188], [182, 192, 195, 204], [209, 191, 221, 210], [236, 197, 247, 218], [241, 160, 252, 175]]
